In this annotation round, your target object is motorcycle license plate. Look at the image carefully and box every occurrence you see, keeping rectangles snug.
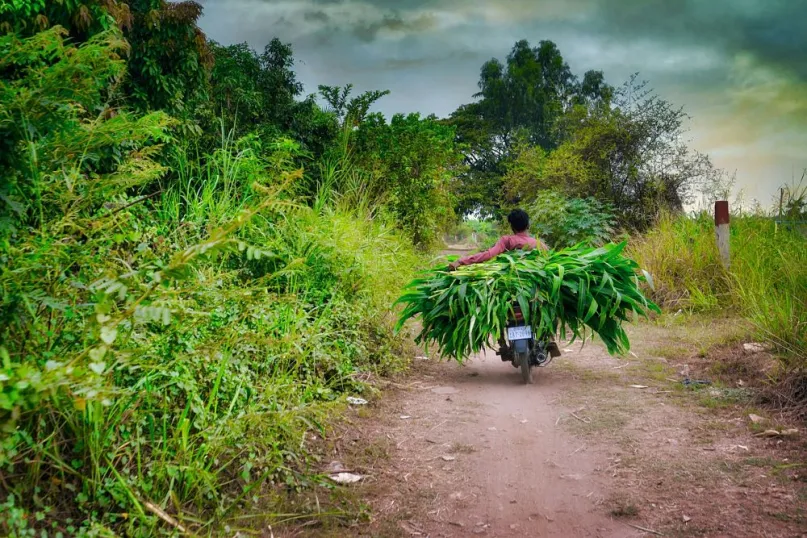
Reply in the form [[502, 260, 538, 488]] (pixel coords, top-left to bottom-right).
[[507, 326, 532, 341]]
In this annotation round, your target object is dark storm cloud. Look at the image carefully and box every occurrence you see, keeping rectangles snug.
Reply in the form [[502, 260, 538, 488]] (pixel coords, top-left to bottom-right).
[[584, 0, 807, 81], [350, 12, 438, 42], [302, 10, 330, 24]]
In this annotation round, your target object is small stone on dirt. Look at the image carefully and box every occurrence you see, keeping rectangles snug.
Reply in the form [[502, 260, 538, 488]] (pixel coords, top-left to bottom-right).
[[749, 413, 766, 424], [398, 521, 425, 536], [743, 342, 766, 353], [400, 415, 411, 419], [441, 455, 456, 461], [756, 429, 781, 438], [683, 515, 692, 523], [487, 427, 497, 431], [520, 419, 528, 424], [472, 523, 490, 534], [329, 472, 363, 484]]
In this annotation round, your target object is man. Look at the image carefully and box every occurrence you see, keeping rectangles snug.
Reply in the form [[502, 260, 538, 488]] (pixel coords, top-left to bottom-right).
[[448, 209, 559, 362], [448, 209, 547, 271]]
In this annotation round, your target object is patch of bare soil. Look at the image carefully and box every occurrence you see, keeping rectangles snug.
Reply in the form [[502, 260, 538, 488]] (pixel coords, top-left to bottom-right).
[[280, 316, 806, 538]]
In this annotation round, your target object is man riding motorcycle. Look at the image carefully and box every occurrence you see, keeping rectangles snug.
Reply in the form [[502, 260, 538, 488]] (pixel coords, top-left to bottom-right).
[[448, 209, 560, 362]]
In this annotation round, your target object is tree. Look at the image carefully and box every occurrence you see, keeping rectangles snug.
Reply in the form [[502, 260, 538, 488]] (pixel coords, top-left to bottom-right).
[[0, 0, 126, 38], [209, 39, 338, 156], [0, 0, 213, 116], [352, 113, 464, 246], [509, 76, 716, 230], [124, 0, 212, 115], [449, 39, 612, 217], [318, 84, 390, 127], [527, 192, 616, 248]]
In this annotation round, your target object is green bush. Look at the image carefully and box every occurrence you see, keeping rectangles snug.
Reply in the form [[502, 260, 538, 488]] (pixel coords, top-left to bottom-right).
[[527, 191, 616, 248]]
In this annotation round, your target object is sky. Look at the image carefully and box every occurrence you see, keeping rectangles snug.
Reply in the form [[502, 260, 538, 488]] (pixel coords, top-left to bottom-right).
[[197, 0, 807, 209]]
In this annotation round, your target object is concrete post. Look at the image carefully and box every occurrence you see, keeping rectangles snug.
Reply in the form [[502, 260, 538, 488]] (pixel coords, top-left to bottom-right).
[[715, 201, 730, 269]]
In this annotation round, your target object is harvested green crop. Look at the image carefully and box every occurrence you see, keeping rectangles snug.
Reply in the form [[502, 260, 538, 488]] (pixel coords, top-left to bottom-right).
[[395, 242, 660, 361]]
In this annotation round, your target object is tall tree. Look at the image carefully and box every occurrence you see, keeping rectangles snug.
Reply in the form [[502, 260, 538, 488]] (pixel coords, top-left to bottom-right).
[[209, 39, 337, 155], [352, 113, 464, 246], [318, 84, 390, 128], [125, 0, 212, 115], [0, 0, 212, 116], [504, 76, 716, 230], [449, 39, 612, 217]]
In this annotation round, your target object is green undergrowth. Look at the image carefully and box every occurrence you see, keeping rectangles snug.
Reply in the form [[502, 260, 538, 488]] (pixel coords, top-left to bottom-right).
[[629, 212, 806, 367], [0, 29, 421, 536]]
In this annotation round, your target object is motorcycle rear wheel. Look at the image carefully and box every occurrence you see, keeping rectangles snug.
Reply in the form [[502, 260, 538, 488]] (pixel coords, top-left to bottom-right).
[[517, 351, 532, 384]]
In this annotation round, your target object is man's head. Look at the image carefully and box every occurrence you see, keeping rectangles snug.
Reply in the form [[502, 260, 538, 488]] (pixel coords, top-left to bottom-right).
[[507, 209, 530, 233]]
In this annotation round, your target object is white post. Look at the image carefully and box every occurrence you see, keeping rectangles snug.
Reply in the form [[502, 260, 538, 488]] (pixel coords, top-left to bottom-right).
[[715, 200, 730, 269]]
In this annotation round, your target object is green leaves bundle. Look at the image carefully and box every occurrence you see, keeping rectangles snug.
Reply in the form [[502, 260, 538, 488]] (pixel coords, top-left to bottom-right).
[[395, 242, 660, 362]]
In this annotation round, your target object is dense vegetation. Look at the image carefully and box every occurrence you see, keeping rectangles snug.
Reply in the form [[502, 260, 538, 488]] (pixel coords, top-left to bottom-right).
[[0, 1, 804, 535], [629, 208, 806, 362]]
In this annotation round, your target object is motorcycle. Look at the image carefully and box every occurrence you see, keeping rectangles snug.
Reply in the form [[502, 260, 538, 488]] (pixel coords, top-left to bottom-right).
[[497, 301, 560, 384]]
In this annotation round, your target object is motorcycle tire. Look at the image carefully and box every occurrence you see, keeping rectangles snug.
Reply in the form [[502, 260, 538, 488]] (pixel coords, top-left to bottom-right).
[[517, 351, 532, 384]]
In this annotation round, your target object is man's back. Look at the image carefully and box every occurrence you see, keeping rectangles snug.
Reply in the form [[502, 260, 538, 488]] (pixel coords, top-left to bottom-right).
[[455, 231, 544, 267]]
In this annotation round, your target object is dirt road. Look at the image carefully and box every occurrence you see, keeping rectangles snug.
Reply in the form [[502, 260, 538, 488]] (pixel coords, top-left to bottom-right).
[[334, 346, 641, 537], [327, 318, 805, 538], [377, 350, 642, 537]]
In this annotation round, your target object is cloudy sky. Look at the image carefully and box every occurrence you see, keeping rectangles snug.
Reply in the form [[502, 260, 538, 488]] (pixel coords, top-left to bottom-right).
[[198, 0, 807, 208]]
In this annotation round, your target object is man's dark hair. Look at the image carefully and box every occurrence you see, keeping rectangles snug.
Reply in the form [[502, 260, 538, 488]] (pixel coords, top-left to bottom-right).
[[507, 209, 529, 233]]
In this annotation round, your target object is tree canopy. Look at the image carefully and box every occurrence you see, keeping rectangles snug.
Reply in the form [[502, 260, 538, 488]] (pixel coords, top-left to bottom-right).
[[448, 41, 716, 230]]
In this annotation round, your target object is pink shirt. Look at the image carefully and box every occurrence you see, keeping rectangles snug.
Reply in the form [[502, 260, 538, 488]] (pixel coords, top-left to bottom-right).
[[457, 232, 546, 266]]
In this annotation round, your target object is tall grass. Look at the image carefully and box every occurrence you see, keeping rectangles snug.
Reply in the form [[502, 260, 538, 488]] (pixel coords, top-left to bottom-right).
[[629, 211, 806, 363], [0, 28, 421, 536]]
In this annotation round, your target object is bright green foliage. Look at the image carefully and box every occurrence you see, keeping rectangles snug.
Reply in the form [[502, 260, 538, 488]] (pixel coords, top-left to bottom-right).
[[527, 191, 616, 248], [629, 212, 807, 362], [521, 79, 715, 230], [318, 83, 391, 128], [0, 26, 172, 236], [0, 0, 119, 38], [395, 243, 660, 361], [353, 113, 464, 246], [0, 1, 212, 117], [0, 28, 421, 536]]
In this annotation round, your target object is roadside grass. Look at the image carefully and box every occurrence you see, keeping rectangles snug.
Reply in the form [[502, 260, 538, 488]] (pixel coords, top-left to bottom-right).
[[628, 212, 806, 397]]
